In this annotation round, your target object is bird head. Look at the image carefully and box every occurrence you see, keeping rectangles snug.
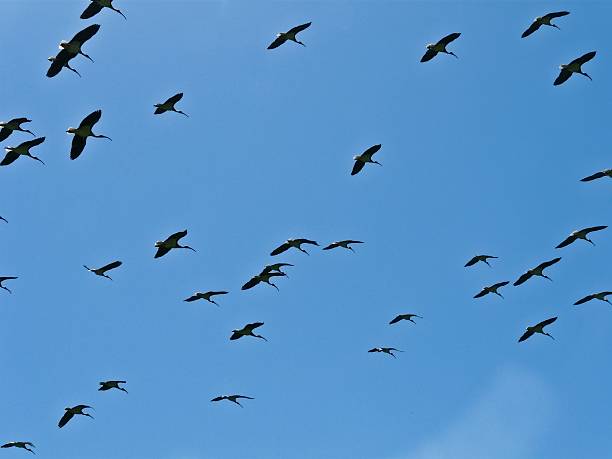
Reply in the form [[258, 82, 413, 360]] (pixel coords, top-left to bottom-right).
[[155, 241, 162, 247], [5, 146, 14, 151], [66, 127, 77, 134], [154, 103, 161, 108], [535, 16, 542, 21], [426, 43, 434, 50], [48, 56, 56, 62], [559, 64, 567, 70], [59, 40, 69, 49]]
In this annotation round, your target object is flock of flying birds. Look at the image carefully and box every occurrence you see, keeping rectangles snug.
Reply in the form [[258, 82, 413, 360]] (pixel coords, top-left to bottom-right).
[[0, 2, 609, 454]]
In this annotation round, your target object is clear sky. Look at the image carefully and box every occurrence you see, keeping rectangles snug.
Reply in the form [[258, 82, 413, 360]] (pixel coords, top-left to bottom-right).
[[1, 1, 611, 458]]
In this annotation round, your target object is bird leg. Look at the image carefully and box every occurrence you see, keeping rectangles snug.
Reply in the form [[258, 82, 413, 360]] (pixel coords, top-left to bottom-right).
[[373, 161, 382, 166], [21, 128, 36, 137], [387, 352, 397, 358], [348, 246, 355, 253], [80, 51, 95, 63], [296, 40, 305, 47], [298, 247, 310, 255], [209, 299, 220, 307], [446, 51, 458, 59], [581, 72, 592, 81], [0, 285, 12, 294], [102, 274, 113, 281], [29, 155, 45, 165], [495, 291, 504, 299], [484, 260, 491, 267], [586, 238, 595, 246], [0, 216, 7, 223], [119, 387, 128, 394], [254, 334, 268, 342], [180, 245, 196, 252], [232, 400, 244, 407], [543, 332, 555, 341], [83, 413, 94, 420], [266, 280, 279, 291], [551, 24, 561, 30], [113, 7, 127, 20], [604, 299, 612, 306], [542, 275, 553, 282], [174, 110, 189, 117], [66, 64, 82, 77], [93, 133, 112, 141]]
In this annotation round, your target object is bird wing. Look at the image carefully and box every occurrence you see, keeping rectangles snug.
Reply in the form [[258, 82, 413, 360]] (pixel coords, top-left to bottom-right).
[[267, 35, 287, 50], [0, 150, 20, 166], [554, 69, 572, 86], [539, 257, 562, 269], [166, 230, 188, 244], [209, 291, 228, 296], [288, 22, 312, 35], [556, 234, 577, 248], [583, 225, 607, 234], [574, 294, 595, 305], [295, 238, 318, 246], [513, 271, 532, 286], [537, 317, 558, 328], [544, 11, 570, 20], [164, 92, 183, 105], [70, 135, 87, 160], [270, 242, 291, 256], [211, 396, 225, 402], [154, 246, 171, 258], [581, 171, 606, 182], [0, 128, 11, 142], [473, 289, 488, 298], [79, 110, 102, 129], [241, 277, 260, 290], [368, 348, 380, 352], [362, 144, 382, 161], [99, 260, 122, 272], [571, 51, 596, 67], [20, 137, 45, 149], [521, 21, 541, 38], [492, 281, 510, 289], [437, 32, 461, 46], [464, 256, 479, 267], [46, 49, 73, 78], [71, 24, 101, 44], [420, 48, 438, 62], [322, 242, 339, 250], [58, 411, 74, 428], [351, 159, 366, 175], [245, 322, 264, 332], [80, 2, 103, 19], [184, 295, 199, 302], [518, 328, 535, 343], [389, 315, 404, 324], [235, 395, 255, 399]]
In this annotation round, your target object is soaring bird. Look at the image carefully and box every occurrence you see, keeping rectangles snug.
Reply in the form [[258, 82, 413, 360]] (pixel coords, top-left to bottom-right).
[[556, 226, 607, 248], [581, 169, 612, 182], [154, 93, 188, 117], [0, 277, 17, 294], [420, 33, 461, 62], [242, 270, 286, 291], [99, 380, 127, 393], [262, 263, 293, 275], [521, 11, 570, 38], [351, 144, 382, 176], [1, 442, 35, 454], [518, 317, 557, 343], [154, 230, 196, 258], [574, 291, 612, 306], [267, 22, 311, 49], [81, 0, 126, 20], [1, 138, 46, 166], [230, 322, 267, 341], [474, 281, 510, 299], [58, 24, 100, 63], [368, 347, 403, 358], [47, 49, 81, 78], [554, 51, 596, 86], [513, 258, 562, 286], [83, 261, 122, 280], [67, 110, 112, 160], [323, 240, 363, 252], [271, 238, 319, 256], [389, 313, 422, 325], [464, 254, 498, 268], [184, 291, 228, 306], [0, 118, 35, 142], [58, 405, 94, 428], [211, 395, 254, 407]]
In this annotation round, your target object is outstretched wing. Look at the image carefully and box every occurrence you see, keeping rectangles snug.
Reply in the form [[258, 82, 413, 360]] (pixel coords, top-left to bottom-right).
[[164, 92, 183, 105], [288, 22, 312, 35], [351, 159, 366, 175], [571, 51, 596, 67], [556, 234, 577, 248], [58, 411, 74, 428], [574, 294, 595, 305], [81, 2, 103, 19], [554, 69, 572, 86], [420, 48, 438, 62], [241, 277, 260, 290], [513, 271, 532, 286], [267, 35, 287, 50], [71, 24, 101, 44], [536, 317, 557, 328], [543, 11, 570, 20], [154, 246, 171, 259], [0, 150, 20, 166], [79, 110, 102, 129], [539, 257, 561, 270], [0, 128, 11, 142], [518, 328, 535, 343], [437, 32, 461, 47], [580, 171, 606, 182], [244, 322, 264, 332], [270, 242, 291, 256], [521, 20, 541, 38], [361, 144, 381, 161], [99, 260, 122, 273], [473, 289, 488, 299], [464, 256, 479, 267], [584, 225, 607, 234], [389, 315, 404, 324], [70, 135, 87, 160]]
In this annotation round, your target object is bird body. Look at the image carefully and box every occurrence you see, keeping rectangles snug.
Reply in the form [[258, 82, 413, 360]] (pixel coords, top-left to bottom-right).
[[1, 442, 35, 454], [211, 394, 254, 407], [99, 380, 127, 393], [474, 281, 509, 299], [230, 322, 267, 341], [518, 317, 557, 342], [1, 137, 46, 166], [58, 405, 94, 428], [554, 51, 596, 85], [352, 144, 382, 175], [267, 22, 311, 49], [420, 33, 461, 62], [184, 290, 228, 306], [513, 258, 562, 286], [521, 11, 570, 38], [262, 262, 293, 274], [0, 118, 35, 141], [154, 230, 196, 258], [271, 238, 319, 256], [556, 226, 607, 248], [83, 260, 122, 280], [574, 291, 612, 306]]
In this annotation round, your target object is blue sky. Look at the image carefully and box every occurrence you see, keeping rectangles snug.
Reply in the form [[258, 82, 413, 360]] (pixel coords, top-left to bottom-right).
[[1, 1, 611, 458]]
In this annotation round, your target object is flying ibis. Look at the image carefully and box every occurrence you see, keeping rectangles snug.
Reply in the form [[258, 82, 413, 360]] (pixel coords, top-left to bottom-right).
[[0, 277, 17, 294], [262, 262, 293, 275], [154, 93, 188, 117], [554, 51, 596, 86], [99, 380, 127, 393], [58, 405, 94, 428], [464, 254, 498, 268], [474, 281, 510, 299], [67, 110, 112, 160], [83, 261, 122, 280], [351, 144, 381, 176], [420, 33, 461, 62], [574, 291, 612, 306], [581, 169, 612, 182], [154, 230, 196, 258], [184, 290, 228, 306], [271, 238, 319, 256], [1, 442, 35, 454], [242, 270, 286, 291], [230, 322, 267, 341], [389, 313, 422, 325], [81, 0, 126, 20], [267, 22, 311, 49], [47, 49, 81, 78], [556, 226, 607, 248], [521, 11, 570, 38], [0, 118, 35, 142], [513, 257, 562, 286], [518, 317, 557, 343], [323, 240, 363, 252], [58, 24, 100, 63], [368, 347, 403, 358], [211, 395, 254, 407], [1, 138, 46, 166]]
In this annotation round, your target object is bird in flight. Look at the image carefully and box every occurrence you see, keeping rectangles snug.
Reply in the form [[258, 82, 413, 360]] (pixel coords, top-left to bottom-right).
[[1, 442, 35, 454], [368, 347, 403, 358], [0, 277, 17, 294], [1, 138, 46, 166], [81, 0, 126, 20], [420, 33, 461, 62], [580, 169, 612, 182], [271, 238, 319, 256], [242, 270, 286, 291], [352, 144, 382, 176], [154, 93, 189, 117], [184, 290, 228, 306], [262, 263, 293, 275], [513, 258, 562, 286], [554, 51, 596, 86], [518, 317, 557, 343], [464, 254, 498, 268], [66, 110, 112, 160], [154, 230, 196, 258], [99, 380, 128, 393], [211, 395, 254, 407], [58, 405, 94, 428], [267, 22, 311, 49], [0, 118, 35, 142], [323, 240, 364, 252], [556, 226, 607, 248], [230, 322, 267, 341], [57, 24, 100, 63], [389, 313, 422, 325], [521, 11, 570, 38], [47, 49, 81, 78], [83, 261, 122, 280], [574, 291, 612, 306], [474, 281, 510, 299]]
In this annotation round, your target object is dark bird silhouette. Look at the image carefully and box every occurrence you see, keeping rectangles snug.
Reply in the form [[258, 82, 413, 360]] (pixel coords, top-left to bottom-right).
[[521, 11, 570, 38], [99, 380, 127, 393], [211, 395, 254, 407], [58, 24, 100, 63], [230, 322, 267, 341], [267, 22, 311, 49], [262, 262, 293, 275], [556, 226, 607, 248], [513, 258, 562, 286], [352, 144, 382, 176], [242, 270, 286, 291], [81, 0, 126, 20], [271, 238, 319, 256], [581, 169, 612, 182], [1, 138, 46, 166], [368, 347, 403, 358], [518, 317, 557, 342], [58, 405, 94, 428], [389, 313, 422, 325], [464, 254, 498, 268], [574, 291, 612, 306], [474, 281, 510, 299], [47, 49, 81, 78], [67, 110, 112, 160], [154, 93, 188, 117], [154, 230, 196, 258], [323, 240, 363, 252], [554, 51, 596, 86], [83, 261, 122, 280], [420, 33, 461, 62], [0, 277, 17, 294], [184, 291, 228, 306], [1, 442, 35, 454], [0, 118, 35, 142]]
